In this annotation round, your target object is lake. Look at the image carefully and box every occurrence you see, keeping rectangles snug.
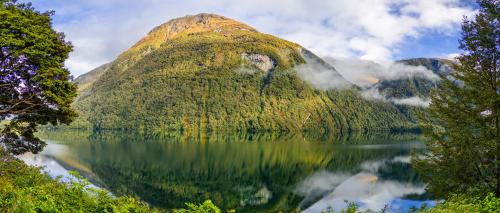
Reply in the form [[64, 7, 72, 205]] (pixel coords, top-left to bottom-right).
[[19, 130, 435, 212]]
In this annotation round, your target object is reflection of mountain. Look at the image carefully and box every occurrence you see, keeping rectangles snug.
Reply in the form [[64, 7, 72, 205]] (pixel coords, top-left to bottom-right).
[[35, 131, 427, 212], [301, 154, 433, 212]]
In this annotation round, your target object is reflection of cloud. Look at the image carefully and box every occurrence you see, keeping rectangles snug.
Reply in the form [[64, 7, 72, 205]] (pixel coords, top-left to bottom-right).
[[18, 152, 74, 182], [37, 141, 70, 157], [392, 156, 411, 164], [295, 171, 351, 207], [17, 142, 100, 190], [303, 172, 426, 213], [300, 155, 429, 213], [360, 160, 386, 173]]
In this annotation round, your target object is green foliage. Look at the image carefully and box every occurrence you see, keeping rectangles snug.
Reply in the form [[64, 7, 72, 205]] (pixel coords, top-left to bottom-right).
[[374, 58, 453, 123], [413, 0, 499, 198], [320, 202, 391, 213], [70, 20, 416, 134], [0, 0, 77, 154], [376, 58, 450, 100], [0, 149, 151, 212], [173, 201, 221, 213], [321, 202, 361, 213], [0, 147, 223, 212], [422, 193, 500, 213]]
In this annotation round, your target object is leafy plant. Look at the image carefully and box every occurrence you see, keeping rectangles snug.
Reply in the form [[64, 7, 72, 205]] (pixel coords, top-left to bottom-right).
[[413, 0, 499, 198], [0, 0, 77, 154]]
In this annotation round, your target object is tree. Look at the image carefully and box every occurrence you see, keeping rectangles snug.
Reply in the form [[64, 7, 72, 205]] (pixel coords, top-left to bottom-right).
[[413, 0, 499, 197], [0, 0, 77, 154]]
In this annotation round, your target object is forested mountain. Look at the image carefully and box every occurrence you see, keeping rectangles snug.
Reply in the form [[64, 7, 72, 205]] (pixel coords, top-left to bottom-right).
[[70, 13, 417, 133], [369, 58, 454, 122], [74, 63, 112, 94], [375, 58, 454, 99]]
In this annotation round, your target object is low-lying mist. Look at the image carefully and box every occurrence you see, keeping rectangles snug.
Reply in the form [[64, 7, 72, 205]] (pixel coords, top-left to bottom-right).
[[295, 57, 442, 107], [324, 57, 440, 88]]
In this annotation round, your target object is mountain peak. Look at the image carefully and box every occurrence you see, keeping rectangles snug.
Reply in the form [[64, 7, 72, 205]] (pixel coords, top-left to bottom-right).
[[130, 13, 257, 51]]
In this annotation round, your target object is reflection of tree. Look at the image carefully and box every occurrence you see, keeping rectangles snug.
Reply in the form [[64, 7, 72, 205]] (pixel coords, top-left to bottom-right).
[[377, 161, 422, 184], [38, 130, 425, 212]]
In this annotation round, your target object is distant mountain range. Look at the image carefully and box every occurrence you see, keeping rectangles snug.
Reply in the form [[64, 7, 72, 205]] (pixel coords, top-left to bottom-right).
[[69, 13, 452, 134]]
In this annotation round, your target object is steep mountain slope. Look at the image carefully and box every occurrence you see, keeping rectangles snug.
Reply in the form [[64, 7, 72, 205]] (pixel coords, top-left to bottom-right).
[[375, 58, 453, 99], [369, 58, 454, 122], [74, 63, 112, 94], [71, 13, 414, 133]]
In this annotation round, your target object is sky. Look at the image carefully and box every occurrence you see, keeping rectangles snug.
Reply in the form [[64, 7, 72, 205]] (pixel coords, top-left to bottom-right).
[[22, 0, 477, 77]]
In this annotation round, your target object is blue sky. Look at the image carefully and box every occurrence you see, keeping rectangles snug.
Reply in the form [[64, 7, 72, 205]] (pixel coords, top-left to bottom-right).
[[22, 0, 477, 77]]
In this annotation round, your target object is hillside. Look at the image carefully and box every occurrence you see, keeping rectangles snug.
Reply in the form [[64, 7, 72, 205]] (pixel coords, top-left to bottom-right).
[[70, 13, 415, 133], [74, 63, 112, 94], [369, 58, 454, 122], [375, 58, 453, 99]]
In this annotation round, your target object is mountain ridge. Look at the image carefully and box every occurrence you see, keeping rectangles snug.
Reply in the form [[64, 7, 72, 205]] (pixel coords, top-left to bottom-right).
[[70, 13, 416, 133], [128, 13, 258, 53]]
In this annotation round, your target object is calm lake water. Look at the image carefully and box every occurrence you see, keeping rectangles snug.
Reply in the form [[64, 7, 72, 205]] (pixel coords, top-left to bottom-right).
[[19, 131, 435, 212]]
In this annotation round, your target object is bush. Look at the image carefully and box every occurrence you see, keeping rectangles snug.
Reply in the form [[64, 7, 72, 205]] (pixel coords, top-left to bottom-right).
[[422, 193, 500, 213], [0, 148, 220, 212]]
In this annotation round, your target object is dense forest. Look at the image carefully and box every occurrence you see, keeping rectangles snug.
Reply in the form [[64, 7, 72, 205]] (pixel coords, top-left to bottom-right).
[[68, 14, 418, 134]]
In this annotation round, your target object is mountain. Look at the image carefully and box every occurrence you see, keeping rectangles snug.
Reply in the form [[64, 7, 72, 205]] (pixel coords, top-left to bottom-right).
[[70, 13, 415, 133], [375, 58, 454, 99], [370, 58, 454, 122], [74, 63, 112, 94]]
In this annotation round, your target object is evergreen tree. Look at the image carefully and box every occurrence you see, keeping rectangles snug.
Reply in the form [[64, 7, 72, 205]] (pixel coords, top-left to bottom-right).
[[413, 0, 499, 197], [0, 0, 77, 154]]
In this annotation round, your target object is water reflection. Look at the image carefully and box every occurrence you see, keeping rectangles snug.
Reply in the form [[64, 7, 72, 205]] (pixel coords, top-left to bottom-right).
[[21, 130, 433, 212], [18, 143, 73, 181], [302, 155, 432, 212]]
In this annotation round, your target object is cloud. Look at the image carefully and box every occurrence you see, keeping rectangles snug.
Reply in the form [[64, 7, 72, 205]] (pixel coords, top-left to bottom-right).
[[385, 62, 441, 81], [296, 56, 438, 107], [361, 87, 431, 107], [444, 52, 460, 60], [391, 96, 431, 107], [323, 58, 382, 87], [295, 60, 352, 90], [24, 0, 475, 76], [325, 57, 440, 88]]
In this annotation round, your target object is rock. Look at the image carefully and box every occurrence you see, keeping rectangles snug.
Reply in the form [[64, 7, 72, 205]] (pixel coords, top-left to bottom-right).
[[241, 53, 275, 73]]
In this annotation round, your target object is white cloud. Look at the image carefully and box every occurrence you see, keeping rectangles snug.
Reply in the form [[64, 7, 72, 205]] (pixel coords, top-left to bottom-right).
[[295, 58, 352, 90], [391, 96, 431, 107], [25, 0, 475, 77], [361, 87, 431, 107], [324, 57, 440, 88], [444, 52, 460, 60]]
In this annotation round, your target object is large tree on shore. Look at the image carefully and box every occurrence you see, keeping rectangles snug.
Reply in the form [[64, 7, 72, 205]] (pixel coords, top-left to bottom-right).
[[413, 0, 499, 197], [0, 0, 77, 154]]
